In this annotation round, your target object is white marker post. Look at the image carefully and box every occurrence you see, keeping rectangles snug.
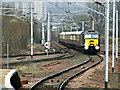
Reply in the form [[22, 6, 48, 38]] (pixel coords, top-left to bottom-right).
[[7, 44, 9, 69]]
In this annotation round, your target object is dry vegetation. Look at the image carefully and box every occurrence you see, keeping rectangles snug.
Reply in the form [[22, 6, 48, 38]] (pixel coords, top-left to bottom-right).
[[2, 16, 30, 55]]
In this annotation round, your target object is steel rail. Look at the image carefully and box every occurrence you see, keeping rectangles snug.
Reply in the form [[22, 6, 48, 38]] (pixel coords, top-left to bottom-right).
[[2, 51, 61, 58], [58, 55, 103, 90], [29, 57, 92, 90], [3, 42, 75, 66], [2, 41, 61, 58]]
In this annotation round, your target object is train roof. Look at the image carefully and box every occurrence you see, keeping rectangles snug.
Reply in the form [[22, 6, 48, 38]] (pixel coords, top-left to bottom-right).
[[59, 31, 83, 35], [83, 30, 99, 34]]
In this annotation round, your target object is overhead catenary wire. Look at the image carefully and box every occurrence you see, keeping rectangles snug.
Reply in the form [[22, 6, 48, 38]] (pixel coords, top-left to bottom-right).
[[48, 2, 67, 13], [48, 2, 80, 31], [74, 2, 105, 18]]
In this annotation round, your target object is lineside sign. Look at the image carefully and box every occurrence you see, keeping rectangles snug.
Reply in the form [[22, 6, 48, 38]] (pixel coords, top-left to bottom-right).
[[44, 41, 51, 49]]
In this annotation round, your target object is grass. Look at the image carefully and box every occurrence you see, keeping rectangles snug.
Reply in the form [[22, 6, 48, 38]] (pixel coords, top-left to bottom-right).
[[13, 63, 44, 74]]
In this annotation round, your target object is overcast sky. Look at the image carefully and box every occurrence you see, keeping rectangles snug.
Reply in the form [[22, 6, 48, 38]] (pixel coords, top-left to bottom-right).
[[46, 2, 88, 16]]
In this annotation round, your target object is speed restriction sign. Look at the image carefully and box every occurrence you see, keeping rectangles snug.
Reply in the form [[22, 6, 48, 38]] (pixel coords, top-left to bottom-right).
[[44, 41, 51, 49]]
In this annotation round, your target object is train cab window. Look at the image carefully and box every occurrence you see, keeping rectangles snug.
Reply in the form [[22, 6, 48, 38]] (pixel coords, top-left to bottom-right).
[[84, 34, 91, 39], [91, 34, 99, 38], [84, 34, 99, 39]]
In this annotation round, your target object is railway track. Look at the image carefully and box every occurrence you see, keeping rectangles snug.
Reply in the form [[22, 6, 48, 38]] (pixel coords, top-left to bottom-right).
[[29, 55, 103, 90], [3, 42, 75, 66]]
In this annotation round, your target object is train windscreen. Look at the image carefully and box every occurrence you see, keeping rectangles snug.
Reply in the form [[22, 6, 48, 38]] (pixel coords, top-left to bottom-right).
[[91, 34, 99, 38], [84, 34, 99, 39]]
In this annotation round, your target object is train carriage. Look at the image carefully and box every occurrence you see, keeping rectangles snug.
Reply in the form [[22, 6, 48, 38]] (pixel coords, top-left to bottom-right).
[[59, 29, 100, 54], [59, 31, 84, 49]]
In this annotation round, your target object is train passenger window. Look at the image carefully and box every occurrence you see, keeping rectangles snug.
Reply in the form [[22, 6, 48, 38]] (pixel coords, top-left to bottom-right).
[[84, 34, 91, 39], [73, 35, 76, 40], [91, 34, 99, 38], [70, 36, 72, 40], [77, 35, 78, 41], [60, 35, 62, 39], [63, 35, 65, 39]]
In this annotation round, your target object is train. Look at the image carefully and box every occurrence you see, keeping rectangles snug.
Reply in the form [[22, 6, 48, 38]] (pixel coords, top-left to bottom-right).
[[59, 29, 100, 54]]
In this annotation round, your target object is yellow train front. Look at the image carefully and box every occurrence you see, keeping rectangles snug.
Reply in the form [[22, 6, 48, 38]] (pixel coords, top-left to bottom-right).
[[83, 30, 100, 54]]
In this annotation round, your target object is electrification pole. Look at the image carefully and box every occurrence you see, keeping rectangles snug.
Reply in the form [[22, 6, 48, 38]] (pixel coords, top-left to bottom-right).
[[42, 21, 45, 45], [82, 21, 84, 31], [0, 1, 2, 70], [31, 2, 33, 58], [112, 0, 115, 72], [70, 26, 72, 32], [92, 20, 94, 30], [47, 12, 51, 42], [105, 0, 109, 88], [116, 10, 118, 61], [62, 24, 64, 32]]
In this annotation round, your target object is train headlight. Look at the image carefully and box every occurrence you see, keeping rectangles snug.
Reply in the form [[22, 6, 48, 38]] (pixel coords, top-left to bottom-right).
[[84, 43, 89, 50], [95, 46, 99, 50]]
